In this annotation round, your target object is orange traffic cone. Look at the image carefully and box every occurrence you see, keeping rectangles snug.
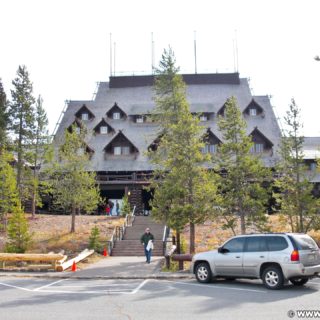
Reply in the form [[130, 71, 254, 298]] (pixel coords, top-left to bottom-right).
[[103, 248, 108, 257], [71, 260, 77, 272]]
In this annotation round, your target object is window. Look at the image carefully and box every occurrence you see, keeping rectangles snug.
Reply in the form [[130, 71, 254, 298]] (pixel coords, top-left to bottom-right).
[[75, 127, 81, 134], [81, 113, 89, 121], [136, 116, 144, 123], [310, 162, 317, 171], [250, 143, 264, 153], [201, 145, 209, 154], [223, 237, 245, 253], [291, 235, 318, 250], [267, 236, 288, 251], [249, 108, 257, 116], [114, 146, 121, 155], [245, 237, 267, 252], [200, 115, 208, 121], [122, 146, 130, 155], [100, 126, 108, 134], [113, 112, 121, 120], [209, 144, 217, 154]]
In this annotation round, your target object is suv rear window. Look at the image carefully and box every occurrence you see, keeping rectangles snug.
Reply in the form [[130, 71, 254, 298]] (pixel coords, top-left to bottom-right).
[[291, 235, 319, 250], [267, 236, 288, 251]]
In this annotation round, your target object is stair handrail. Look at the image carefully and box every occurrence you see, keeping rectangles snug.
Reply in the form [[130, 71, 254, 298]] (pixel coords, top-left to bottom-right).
[[107, 226, 117, 255], [162, 225, 171, 256]]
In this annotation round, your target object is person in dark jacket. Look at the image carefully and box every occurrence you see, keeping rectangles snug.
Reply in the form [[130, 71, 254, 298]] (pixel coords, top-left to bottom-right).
[[140, 228, 154, 263]]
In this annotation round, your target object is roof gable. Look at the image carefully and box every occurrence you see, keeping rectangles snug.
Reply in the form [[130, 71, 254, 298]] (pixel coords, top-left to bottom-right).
[[74, 104, 95, 120], [93, 118, 115, 134], [243, 99, 264, 116], [249, 127, 273, 148], [103, 131, 139, 153], [106, 103, 127, 119]]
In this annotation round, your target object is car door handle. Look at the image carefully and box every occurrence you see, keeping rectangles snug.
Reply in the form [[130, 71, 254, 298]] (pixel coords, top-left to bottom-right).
[[235, 256, 241, 258], [259, 256, 265, 258]]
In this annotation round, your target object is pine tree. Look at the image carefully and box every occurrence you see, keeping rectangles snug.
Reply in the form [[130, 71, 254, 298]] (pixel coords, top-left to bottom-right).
[[28, 95, 49, 218], [5, 206, 32, 253], [0, 79, 8, 149], [149, 48, 218, 253], [8, 65, 36, 198], [47, 126, 101, 233], [274, 98, 320, 232], [0, 151, 20, 230], [121, 195, 131, 217], [215, 96, 271, 235], [88, 226, 101, 252]]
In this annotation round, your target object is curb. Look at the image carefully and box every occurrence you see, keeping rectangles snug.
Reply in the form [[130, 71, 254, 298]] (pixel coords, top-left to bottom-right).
[[0, 273, 194, 280]]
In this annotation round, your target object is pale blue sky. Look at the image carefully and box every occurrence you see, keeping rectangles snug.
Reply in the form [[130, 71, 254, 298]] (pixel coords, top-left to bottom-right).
[[1, 0, 320, 135]]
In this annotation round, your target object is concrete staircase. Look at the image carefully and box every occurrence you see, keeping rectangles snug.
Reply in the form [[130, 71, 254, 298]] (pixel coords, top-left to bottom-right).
[[111, 216, 165, 256]]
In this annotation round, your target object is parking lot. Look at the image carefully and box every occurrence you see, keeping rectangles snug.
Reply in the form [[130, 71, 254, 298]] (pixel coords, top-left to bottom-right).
[[0, 276, 320, 320]]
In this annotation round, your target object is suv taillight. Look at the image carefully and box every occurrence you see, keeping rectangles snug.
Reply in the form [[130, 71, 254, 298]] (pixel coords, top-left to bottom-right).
[[291, 250, 300, 262]]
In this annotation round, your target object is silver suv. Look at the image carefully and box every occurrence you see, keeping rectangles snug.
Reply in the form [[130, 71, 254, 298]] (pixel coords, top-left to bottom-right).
[[191, 233, 320, 289]]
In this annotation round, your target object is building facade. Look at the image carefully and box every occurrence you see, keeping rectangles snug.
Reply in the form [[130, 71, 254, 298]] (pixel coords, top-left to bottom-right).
[[54, 73, 283, 214]]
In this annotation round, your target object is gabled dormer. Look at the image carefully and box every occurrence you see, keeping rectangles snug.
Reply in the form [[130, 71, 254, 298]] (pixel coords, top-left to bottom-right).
[[93, 118, 115, 135], [217, 104, 226, 117], [106, 103, 127, 120], [192, 112, 214, 122], [67, 118, 83, 134], [103, 131, 139, 158], [249, 127, 273, 154], [148, 134, 163, 152], [202, 129, 222, 154], [75, 104, 95, 121], [243, 99, 264, 117]]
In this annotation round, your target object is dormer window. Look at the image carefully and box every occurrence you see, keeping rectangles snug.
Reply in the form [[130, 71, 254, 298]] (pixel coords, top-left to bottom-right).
[[250, 143, 264, 153], [201, 144, 217, 154], [75, 104, 95, 121], [249, 128, 273, 154], [104, 131, 139, 158], [136, 116, 144, 123], [81, 113, 89, 121], [249, 108, 257, 116], [75, 127, 81, 135], [106, 103, 127, 120], [113, 112, 120, 120], [200, 115, 208, 121], [100, 126, 108, 134], [93, 118, 115, 135], [77, 148, 85, 156], [244, 100, 264, 117]]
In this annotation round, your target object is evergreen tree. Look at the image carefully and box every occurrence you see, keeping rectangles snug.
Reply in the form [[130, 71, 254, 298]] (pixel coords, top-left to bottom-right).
[[0, 79, 8, 149], [120, 195, 131, 217], [5, 205, 32, 253], [149, 48, 218, 253], [274, 98, 320, 232], [28, 95, 49, 218], [0, 151, 20, 230], [88, 226, 101, 252], [8, 65, 36, 198], [47, 126, 101, 233], [215, 96, 271, 235]]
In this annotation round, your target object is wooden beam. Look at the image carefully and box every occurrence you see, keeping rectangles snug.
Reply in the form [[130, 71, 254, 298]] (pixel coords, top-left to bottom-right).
[[0, 253, 64, 262], [56, 249, 94, 272]]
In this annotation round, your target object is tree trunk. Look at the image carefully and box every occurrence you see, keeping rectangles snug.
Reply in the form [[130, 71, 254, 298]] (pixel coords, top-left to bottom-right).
[[71, 205, 76, 233], [31, 190, 36, 219], [240, 212, 246, 234], [189, 222, 195, 254]]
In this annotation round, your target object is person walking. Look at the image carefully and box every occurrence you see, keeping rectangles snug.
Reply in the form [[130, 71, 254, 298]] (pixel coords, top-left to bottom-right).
[[140, 228, 154, 263], [105, 204, 110, 216]]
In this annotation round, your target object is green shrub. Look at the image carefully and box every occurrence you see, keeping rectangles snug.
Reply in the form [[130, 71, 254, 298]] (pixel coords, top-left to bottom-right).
[[5, 207, 32, 253], [88, 225, 102, 252]]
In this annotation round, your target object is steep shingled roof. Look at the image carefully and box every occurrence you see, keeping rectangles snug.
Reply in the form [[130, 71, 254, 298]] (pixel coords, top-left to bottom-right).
[[54, 74, 282, 171]]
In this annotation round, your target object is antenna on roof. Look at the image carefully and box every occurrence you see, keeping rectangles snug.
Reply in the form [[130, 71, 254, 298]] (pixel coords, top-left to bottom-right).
[[234, 29, 239, 72], [109, 33, 113, 77], [194, 30, 198, 74], [151, 32, 155, 74], [114, 41, 116, 77]]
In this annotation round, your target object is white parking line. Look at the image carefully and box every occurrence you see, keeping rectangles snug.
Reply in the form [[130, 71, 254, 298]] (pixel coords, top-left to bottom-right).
[[0, 279, 149, 295], [166, 280, 267, 293], [0, 282, 33, 292], [34, 279, 66, 291]]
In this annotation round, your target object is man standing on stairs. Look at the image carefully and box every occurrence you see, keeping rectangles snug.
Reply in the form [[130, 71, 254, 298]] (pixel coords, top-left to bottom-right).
[[140, 228, 154, 263]]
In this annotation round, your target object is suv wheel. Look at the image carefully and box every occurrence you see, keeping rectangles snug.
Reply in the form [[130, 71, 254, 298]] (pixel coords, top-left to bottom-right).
[[290, 278, 309, 286], [195, 262, 212, 283], [262, 266, 284, 290]]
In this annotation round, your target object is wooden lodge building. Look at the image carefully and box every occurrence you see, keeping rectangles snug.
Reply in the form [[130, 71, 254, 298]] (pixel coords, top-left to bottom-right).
[[54, 72, 284, 214]]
